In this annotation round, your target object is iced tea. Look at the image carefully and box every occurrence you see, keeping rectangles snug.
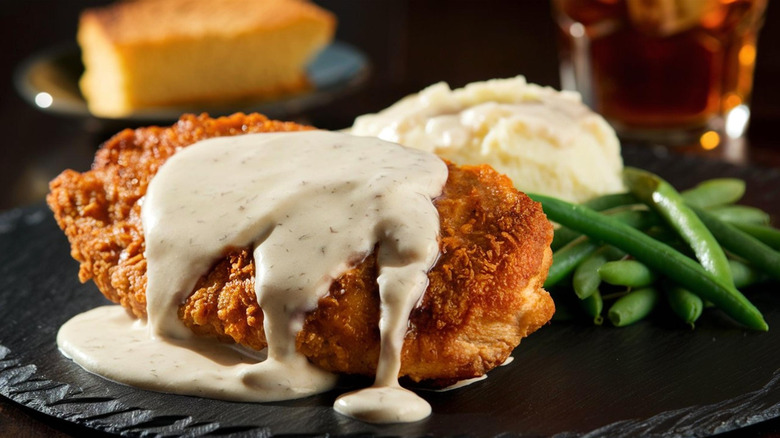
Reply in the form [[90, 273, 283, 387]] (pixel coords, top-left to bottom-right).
[[553, 0, 767, 142]]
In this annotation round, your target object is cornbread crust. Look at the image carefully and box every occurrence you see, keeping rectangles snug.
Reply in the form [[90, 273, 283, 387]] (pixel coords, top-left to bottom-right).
[[78, 0, 336, 116], [48, 113, 554, 385], [82, 0, 335, 43]]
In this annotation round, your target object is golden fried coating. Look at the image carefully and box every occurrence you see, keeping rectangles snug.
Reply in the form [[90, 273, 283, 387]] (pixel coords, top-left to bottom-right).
[[47, 113, 554, 385]]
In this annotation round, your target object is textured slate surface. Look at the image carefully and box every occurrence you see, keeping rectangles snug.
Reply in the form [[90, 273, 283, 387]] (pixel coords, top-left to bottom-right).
[[1, 146, 779, 437]]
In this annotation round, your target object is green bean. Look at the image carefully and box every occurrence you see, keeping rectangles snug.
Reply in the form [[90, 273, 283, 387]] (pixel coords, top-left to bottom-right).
[[602, 290, 630, 301], [572, 246, 625, 299], [552, 209, 659, 250], [624, 167, 734, 286], [730, 223, 780, 250], [609, 209, 661, 230], [681, 178, 745, 208], [545, 237, 600, 288], [608, 287, 660, 327], [548, 210, 661, 285], [581, 291, 604, 325], [644, 226, 688, 252], [572, 253, 603, 300], [583, 193, 639, 211], [551, 227, 583, 251], [729, 259, 767, 289], [528, 193, 767, 331], [665, 286, 703, 328], [691, 206, 780, 282], [709, 205, 771, 225], [599, 260, 657, 287], [551, 194, 640, 250], [571, 246, 623, 325]]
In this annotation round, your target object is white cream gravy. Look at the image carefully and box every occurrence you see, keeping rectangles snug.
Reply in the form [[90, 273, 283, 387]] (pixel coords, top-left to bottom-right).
[[57, 131, 449, 423]]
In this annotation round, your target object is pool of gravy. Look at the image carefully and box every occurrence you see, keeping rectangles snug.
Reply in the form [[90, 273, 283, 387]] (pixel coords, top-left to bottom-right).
[[57, 131, 449, 423]]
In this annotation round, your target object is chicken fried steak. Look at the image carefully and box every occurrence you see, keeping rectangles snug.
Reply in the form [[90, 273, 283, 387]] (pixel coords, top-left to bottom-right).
[[47, 112, 554, 385]]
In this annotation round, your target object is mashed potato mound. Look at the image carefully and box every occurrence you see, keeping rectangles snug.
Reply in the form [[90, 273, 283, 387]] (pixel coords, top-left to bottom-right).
[[350, 76, 624, 203]]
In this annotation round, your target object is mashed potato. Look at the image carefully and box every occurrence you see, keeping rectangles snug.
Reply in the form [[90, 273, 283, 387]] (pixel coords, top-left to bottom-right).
[[349, 76, 624, 203]]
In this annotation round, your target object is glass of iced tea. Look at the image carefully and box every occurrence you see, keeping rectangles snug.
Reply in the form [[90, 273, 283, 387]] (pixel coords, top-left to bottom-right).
[[552, 0, 767, 146]]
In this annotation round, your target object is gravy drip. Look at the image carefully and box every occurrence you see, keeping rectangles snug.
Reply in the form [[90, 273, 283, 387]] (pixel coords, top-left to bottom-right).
[[57, 131, 448, 422]]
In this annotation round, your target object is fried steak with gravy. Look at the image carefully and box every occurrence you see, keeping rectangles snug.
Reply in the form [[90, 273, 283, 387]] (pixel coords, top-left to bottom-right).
[[47, 113, 554, 385]]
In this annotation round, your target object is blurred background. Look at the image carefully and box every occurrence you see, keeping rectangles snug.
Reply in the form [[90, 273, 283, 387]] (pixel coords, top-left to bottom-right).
[[1, 0, 779, 212]]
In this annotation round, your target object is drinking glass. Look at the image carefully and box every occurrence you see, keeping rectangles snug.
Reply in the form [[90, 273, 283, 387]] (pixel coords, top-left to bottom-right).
[[552, 0, 768, 147]]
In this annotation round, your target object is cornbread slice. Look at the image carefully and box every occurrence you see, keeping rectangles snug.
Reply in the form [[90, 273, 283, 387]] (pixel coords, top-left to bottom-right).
[[78, 0, 336, 117]]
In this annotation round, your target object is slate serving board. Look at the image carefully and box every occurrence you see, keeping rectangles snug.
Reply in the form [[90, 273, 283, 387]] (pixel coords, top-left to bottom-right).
[[1, 145, 779, 437]]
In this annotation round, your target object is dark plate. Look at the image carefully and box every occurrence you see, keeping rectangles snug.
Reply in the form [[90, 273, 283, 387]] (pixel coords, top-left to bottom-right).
[[13, 41, 369, 123], [1, 146, 779, 437]]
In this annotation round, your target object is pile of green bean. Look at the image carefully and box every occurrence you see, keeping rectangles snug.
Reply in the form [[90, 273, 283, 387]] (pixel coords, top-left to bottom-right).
[[529, 167, 780, 331]]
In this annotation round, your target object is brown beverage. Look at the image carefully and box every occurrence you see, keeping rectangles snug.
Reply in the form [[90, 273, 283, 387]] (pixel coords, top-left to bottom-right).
[[553, 0, 767, 142]]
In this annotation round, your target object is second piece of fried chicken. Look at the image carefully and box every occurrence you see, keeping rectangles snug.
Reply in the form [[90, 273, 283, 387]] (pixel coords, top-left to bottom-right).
[[47, 112, 554, 385]]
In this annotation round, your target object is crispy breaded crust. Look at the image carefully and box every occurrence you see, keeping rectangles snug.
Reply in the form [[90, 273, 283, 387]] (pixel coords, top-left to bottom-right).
[[47, 113, 312, 318], [297, 163, 554, 384], [47, 113, 554, 385]]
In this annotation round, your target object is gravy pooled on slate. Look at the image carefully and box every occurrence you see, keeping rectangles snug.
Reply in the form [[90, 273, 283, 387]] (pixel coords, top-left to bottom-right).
[[57, 131, 449, 423]]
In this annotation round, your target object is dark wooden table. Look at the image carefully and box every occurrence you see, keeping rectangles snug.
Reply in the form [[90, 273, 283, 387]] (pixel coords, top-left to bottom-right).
[[2, 1, 780, 436]]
